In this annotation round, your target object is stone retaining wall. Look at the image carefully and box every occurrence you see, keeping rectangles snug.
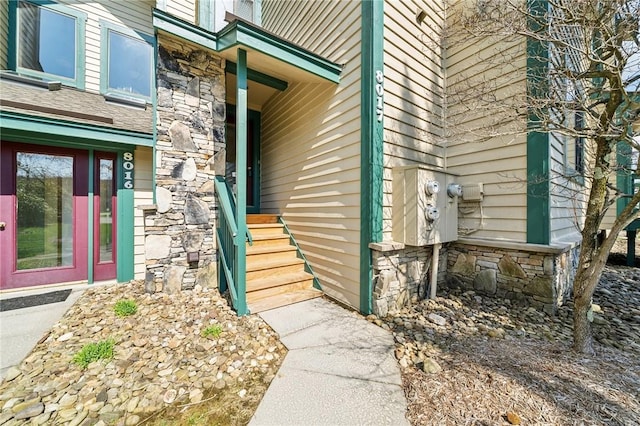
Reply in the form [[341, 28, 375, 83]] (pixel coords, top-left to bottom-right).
[[370, 242, 447, 317], [446, 239, 580, 313], [143, 34, 226, 293]]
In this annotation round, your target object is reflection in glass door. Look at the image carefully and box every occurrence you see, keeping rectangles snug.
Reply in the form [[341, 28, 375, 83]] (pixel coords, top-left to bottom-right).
[[0, 143, 89, 289], [16, 152, 74, 270], [93, 153, 117, 281]]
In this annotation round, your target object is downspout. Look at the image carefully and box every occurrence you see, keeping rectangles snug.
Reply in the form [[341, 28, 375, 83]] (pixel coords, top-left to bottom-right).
[[430, 243, 441, 299]]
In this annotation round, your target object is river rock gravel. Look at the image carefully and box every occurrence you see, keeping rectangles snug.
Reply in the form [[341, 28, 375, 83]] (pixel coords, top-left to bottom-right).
[[0, 283, 286, 425]]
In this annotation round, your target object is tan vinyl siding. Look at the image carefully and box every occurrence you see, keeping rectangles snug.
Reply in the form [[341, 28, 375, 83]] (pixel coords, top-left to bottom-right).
[[261, 0, 362, 309], [134, 146, 153, 279], [57, 0, 155, 94], [445, 0, 529, 243], [383, 0, 446, 241], [0, 0, 9, 69], [165, 0, 196, 24]]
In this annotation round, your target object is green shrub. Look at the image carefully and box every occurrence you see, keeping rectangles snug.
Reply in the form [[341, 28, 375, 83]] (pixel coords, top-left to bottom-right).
[[202, 324, 223, 338], [73, 339, 115, 369], [114, 299, 138, 317]]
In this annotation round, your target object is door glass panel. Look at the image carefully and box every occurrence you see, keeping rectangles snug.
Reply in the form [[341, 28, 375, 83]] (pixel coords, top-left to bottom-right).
[[16, 152, 73, 270], [99, 158, 114, 263]]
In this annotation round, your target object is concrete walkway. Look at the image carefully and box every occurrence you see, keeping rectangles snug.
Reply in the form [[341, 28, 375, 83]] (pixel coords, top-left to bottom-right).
[[251, 297, 409, 426], [0, 286, 85, 380]]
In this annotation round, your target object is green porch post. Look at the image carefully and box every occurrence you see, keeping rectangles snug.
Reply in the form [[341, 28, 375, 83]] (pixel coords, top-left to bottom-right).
[[234, 48, 248, 315]]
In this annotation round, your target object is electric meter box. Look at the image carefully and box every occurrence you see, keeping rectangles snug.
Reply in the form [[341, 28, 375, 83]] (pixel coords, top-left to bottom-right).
[[392, 165, 459, 246]]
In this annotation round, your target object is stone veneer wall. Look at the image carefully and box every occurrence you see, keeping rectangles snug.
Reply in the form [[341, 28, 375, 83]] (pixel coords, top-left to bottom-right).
[[446, 239, 580, 313], [370, 242, 447, 317], [143, 34, 226, 293]]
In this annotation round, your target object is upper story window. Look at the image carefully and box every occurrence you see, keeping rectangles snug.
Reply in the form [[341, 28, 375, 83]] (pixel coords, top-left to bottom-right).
[[11, 0, 86, 89], [100, 22, 154, 102]]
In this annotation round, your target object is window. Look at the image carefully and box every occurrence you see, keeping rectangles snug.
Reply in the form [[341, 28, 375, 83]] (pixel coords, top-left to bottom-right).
[[100, 22, 153, 101], [573, 110, 585, 175], [11, 0, 86, 88]]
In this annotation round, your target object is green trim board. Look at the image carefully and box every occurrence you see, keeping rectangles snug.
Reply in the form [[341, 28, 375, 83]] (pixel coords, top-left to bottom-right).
[[116, 152, 135, 282], [526, 0, 551, 245], [153, 8, 217, 51], [360, 0, 384, 315], [88, 149, 95, 284], [152, 8, 341, 84], [8, 0, 87, 90], [226, 61, 288, 91], [0, 111, 153, 147]]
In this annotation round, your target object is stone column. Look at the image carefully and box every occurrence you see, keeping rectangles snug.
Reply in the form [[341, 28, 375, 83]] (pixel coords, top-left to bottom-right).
[[144, 34, 226, 293]]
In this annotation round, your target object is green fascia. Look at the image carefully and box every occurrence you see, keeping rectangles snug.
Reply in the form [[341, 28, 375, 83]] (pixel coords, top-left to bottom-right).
[[359, 0, 384, 315], [526, 0, 550, 245], [226, 61, 288, 91], [9, 0, 87, 90], [152, 8, 217, 51], [117, 152, 135, 282], [216, 20, 342, 84], [0, 111, 153, 148]]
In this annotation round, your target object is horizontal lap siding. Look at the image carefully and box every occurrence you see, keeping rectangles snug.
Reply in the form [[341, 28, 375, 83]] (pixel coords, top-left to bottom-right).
[[446, 0, 528, 243], [0, 1, 7, 69], [56, 0, 155, 94], [134, 146, 154, 279], [383, 0, 446, 241], [165, 0, 196, 25], [549, 133, 583, 242], [261, 0, 362, 309]]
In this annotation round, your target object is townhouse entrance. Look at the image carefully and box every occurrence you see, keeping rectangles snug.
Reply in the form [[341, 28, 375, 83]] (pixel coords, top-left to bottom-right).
[[226, 105, 261, 213], [0, 143, 117, 289]]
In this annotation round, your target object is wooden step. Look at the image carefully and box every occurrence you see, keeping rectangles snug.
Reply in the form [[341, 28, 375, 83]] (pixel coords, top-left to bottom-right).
[[247, 223, 285, 238], [246, 272, 315, 302], [248, 288, 323, 313], [246, 245, 299, 263], [246, 258, 306, 281], [248, 234, 291, 248], [247, 214, 279, 224]]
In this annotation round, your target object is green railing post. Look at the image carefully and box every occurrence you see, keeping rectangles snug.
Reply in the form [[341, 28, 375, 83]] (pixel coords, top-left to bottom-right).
[[234, 48, 248, 315]]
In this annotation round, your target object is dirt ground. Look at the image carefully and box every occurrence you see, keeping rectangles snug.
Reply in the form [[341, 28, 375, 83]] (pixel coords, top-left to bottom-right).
[[398, 236, 640, 426]]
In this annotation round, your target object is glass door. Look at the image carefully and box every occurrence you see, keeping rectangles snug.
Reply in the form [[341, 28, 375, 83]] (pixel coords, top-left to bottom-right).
[[0, 143, 89, 289], [93, 152, 117, 281]]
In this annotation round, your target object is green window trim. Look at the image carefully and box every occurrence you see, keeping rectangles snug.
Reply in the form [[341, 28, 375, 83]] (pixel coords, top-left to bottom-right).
[[8, 0, 87, 90], [99, 20, 155, 104]]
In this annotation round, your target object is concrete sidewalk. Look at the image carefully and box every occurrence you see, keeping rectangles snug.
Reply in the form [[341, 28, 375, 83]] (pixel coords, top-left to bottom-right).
[[0, 286, 85, 380], [251, 297, 408, 426]]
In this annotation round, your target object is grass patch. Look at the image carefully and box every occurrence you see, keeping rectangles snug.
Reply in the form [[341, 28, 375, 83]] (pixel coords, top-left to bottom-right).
[[73, 339, 115, 369], [114, 299, 138, 317], [201, 324, 223, 339]]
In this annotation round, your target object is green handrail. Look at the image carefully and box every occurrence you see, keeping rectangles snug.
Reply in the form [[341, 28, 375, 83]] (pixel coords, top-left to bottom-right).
[[214, 176, 249, 315]]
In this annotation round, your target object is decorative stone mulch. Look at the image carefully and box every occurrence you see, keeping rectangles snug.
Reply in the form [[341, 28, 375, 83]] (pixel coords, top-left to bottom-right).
[[0, 283, 285, 425]]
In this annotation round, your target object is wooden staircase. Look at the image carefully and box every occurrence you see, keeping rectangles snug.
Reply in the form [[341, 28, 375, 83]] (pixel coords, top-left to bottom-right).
[[246, 214, 323, 313]]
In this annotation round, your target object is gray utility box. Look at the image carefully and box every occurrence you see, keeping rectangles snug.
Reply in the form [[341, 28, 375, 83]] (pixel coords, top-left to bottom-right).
[[392, 165, 459, 246]]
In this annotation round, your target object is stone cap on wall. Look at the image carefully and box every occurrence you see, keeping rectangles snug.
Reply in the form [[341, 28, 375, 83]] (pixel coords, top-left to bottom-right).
[[456, 237, 580, 254]]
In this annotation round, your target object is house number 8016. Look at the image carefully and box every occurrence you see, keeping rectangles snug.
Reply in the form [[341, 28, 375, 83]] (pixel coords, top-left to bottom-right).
[[123, 151, 134, 189]]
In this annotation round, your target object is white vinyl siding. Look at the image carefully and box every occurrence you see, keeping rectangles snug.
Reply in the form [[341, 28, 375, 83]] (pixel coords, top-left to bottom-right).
[[165, 0, 196, 24], [56, 0, 154, 94], [134, 146, 154, 280], [261, 0, 362, 309], [383, 0, 446, 241], [0, 0, 8, 69], [445, 0, 529, 242]]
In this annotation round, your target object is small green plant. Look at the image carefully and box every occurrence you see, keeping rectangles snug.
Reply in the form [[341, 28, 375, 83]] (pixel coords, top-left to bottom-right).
[[201, 324, 223, 338], [73, 339, 115, 369], [114, 299, 138, 317]]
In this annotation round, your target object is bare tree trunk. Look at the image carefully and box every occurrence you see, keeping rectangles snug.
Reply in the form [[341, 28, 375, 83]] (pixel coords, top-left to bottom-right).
[[572, 271, 596, 354]]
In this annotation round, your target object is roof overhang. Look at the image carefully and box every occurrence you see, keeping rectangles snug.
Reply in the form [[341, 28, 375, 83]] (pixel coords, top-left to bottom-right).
[[152, 8, 342, 86]]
